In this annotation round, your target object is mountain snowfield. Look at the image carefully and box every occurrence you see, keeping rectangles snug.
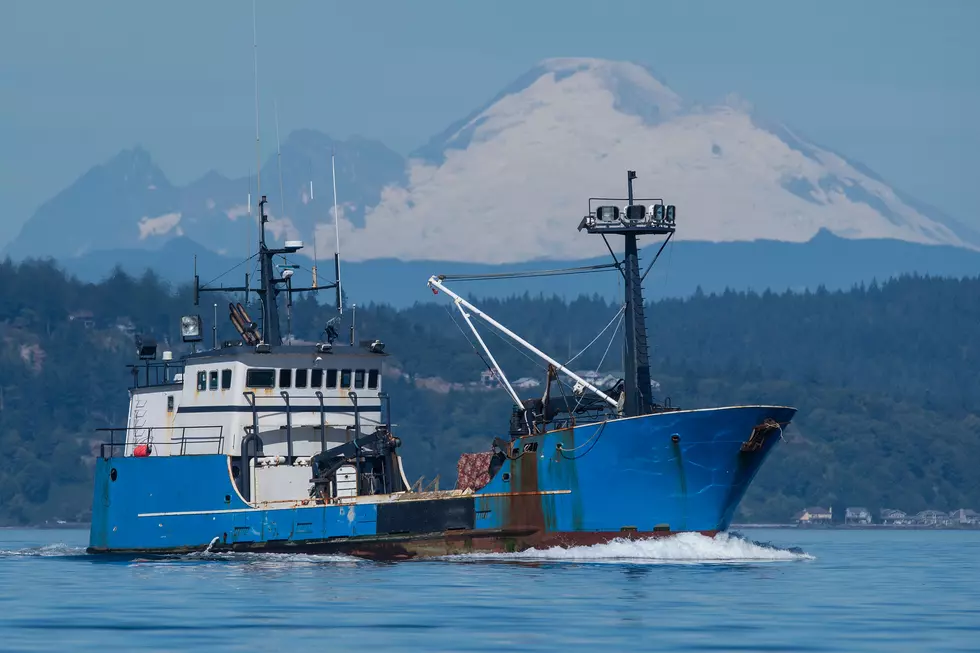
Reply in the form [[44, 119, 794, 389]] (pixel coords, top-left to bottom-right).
[[334, 58, 972, 263]]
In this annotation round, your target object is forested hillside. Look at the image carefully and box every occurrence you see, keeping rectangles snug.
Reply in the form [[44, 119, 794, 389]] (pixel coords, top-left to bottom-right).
[[1, 258, 977, 525]]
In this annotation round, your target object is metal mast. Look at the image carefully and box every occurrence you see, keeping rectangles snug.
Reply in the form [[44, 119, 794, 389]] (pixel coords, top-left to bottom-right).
[[577, 171, 676, 417], [256, 196, 281, 345], [195, 195, 330, 349]]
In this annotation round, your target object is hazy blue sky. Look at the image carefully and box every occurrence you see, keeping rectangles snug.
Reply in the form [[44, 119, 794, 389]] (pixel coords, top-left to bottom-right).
[[3, 0, 978, 246]]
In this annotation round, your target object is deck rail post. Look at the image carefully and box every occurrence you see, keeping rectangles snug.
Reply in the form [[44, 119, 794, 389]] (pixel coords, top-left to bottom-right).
[[241, 391, 259, 502], [380, 392, 391, 432], [280, 390, 293, 463], [315, 391, 327, 451], [349, 391, 360, 495]]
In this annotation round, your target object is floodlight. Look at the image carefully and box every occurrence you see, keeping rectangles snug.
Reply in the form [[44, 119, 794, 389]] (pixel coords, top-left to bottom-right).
[[665, 205, 676, 226], [625, 205, 646, 223], [180, 315, 203, 343], [653, 204, 665, 224], [596, 206, 619, 223]]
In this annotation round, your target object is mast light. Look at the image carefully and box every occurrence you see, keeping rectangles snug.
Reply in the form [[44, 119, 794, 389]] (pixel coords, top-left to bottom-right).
[[180, 315, 203, 343]]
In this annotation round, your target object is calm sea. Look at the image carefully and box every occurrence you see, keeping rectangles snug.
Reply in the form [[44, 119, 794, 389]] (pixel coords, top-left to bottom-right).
[[0, 527, 976, 652]]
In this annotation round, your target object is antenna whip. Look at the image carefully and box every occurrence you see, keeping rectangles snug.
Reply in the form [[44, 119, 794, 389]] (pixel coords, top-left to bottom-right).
[[332, 151, 343, 314]]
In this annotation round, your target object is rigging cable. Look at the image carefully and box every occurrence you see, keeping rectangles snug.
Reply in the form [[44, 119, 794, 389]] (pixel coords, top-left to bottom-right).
[[569, 309, 624, 415], [557, 420, 608, 460], [563, 304, 626, 367], [483, 322, 549, 374], [199, 252, 258, 290], [442, 304, 513, 402], [438, 262, 618, 282]]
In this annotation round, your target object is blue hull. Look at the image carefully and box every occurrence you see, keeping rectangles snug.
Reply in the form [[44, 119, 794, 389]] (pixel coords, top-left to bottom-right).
[[88, 405, 794, 558]]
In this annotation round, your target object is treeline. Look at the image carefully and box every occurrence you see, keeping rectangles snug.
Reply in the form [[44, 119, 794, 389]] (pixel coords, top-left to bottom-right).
[[0, 258, 977, 524]]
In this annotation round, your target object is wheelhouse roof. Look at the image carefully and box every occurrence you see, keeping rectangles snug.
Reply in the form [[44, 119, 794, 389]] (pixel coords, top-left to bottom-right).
[[182, 343, 388, 365]]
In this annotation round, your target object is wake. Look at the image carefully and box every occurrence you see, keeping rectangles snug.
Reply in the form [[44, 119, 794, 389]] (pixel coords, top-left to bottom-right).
[[0, 533, 812, 565], [439, 532, 813, 564], [0, 543, 87, 558]]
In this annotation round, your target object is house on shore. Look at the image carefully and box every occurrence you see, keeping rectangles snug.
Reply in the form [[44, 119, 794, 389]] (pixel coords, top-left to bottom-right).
[[845, 507, 871, 524], [794, 507, 832, 525], [950, 509, 980, 525], [880, 509, 911, 525], [915, 510, 949, 526]]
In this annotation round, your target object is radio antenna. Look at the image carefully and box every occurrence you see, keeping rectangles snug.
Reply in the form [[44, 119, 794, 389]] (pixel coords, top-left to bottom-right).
[[274, 99, 285, 219], [331, 150, 343, 314], [251, 0, 261, 199], [310, 159, 318, 288], [246, 169, 252, 261]]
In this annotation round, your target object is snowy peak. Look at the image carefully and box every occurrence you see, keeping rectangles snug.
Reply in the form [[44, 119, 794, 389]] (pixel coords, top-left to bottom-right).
[[414, 58, 683, 165], [334, 58, 977, 263]]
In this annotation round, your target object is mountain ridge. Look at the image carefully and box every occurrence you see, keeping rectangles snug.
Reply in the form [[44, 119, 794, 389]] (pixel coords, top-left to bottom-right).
[[7, 58, 977, 265], [39, 229, 980, 310]]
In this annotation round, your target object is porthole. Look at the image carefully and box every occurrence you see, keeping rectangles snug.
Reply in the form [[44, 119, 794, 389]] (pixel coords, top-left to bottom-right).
[[110, 468, 118, 482]]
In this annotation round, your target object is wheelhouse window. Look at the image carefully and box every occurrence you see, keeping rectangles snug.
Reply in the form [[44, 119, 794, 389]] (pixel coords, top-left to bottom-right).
[[279, 368, 292, 388], [196, 371, 207, 391], [245, 368, 275, 388], [209, 370, 218, 391], [354, 369, 365, 389], [340, 369, 352, 388], [368, 369, 380, 389], [221, 369, 232, 390], [310, 369, 323, 388], [326, 369, 338, 388], [295, 368, 308, 389]]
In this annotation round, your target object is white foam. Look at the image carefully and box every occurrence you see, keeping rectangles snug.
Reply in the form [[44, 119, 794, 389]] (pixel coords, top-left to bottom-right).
[[0, 543, 87, 557], [439, 532, 813, 564], [176, 551, 361, 565]]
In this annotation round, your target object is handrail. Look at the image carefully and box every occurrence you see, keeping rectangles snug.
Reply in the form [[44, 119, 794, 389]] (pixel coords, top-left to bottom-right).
[[349, 391, 361, 496], [315, 391, 327, 450], [240, 392, 383, 405], [96, 425, 224, 459], [379, 392, 391, 432], [280, 390, 293, 463]]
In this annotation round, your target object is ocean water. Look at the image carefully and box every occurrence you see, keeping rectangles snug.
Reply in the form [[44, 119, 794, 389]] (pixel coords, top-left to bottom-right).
[[0, 528, 977, 652]]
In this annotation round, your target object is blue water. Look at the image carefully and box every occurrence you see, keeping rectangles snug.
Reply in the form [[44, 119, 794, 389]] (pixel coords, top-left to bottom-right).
[[1, 528, 977, 652]]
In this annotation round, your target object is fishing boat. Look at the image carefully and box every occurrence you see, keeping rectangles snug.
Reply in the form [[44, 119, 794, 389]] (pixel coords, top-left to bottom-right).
[[87, 171, 796, 559]]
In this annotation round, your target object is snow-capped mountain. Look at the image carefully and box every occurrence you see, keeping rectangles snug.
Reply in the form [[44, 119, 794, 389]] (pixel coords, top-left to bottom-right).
[[340, 58, 976, 263], [7, 58, 978, 264]]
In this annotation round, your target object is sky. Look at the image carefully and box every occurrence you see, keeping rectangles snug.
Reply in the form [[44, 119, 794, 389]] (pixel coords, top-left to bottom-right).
[[3, 0, 979, 247]]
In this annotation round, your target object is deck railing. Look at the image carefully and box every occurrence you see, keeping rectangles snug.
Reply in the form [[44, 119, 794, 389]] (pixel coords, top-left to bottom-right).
[[97, 425, 224, 459]]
